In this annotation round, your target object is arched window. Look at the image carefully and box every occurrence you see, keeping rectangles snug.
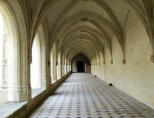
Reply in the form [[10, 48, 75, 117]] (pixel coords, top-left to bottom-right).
[[30, 26, 46, 97]]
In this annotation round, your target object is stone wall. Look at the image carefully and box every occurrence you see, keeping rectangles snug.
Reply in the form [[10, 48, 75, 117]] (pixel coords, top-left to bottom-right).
[[91, 12, 154, 109]]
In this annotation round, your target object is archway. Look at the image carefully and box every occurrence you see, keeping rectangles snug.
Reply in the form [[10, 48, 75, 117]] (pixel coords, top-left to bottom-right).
[[77, 61, 85, 72], [31, 33, 41, 89], [72, 53, 91, 73], [30, 26, 46, 97], [0, 2, 21, 104]]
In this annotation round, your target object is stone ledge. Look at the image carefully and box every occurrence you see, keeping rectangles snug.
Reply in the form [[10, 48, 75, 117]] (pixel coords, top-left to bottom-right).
[[0, 72, 71, 118], [32, 89, 45, 98], [0, 102, 27, 118]]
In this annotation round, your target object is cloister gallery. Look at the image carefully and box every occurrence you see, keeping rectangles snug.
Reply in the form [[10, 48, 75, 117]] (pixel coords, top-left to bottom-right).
[[0, 0, 154, 118]]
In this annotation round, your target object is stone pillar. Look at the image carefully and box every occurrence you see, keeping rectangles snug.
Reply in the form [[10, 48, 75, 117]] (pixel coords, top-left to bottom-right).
[[58, 61, 62, 79], [7, 53, 31, 102], [27, 57, 32, 101], [61, 61, 64, 77], [46, 58, 51, 87], [60, 61, 63, 76]]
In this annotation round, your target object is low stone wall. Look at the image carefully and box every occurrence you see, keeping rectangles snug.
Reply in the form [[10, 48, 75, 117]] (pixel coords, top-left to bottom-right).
[[7, 72, 71, 118]]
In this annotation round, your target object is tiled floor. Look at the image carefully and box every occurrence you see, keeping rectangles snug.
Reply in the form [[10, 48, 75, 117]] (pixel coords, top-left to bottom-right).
[[30, 73, 154, 118]]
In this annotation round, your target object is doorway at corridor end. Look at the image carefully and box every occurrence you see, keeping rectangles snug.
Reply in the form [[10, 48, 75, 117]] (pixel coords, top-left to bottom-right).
[[71, 53, 91, 73]]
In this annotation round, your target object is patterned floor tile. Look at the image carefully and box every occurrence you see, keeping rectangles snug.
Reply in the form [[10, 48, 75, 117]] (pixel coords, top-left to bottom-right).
[[30, 73, 154, 118]]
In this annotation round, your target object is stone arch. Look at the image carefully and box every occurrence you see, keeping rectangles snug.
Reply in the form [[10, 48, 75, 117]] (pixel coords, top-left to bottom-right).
[[0, 1, 28, 103], [57, 25, 108, 52], [61, 35, 102, 54], [30, 25, 47, 97], [48, 11, 124, 62], [72, 53, 91, 73], [126, 0, 154, 62]]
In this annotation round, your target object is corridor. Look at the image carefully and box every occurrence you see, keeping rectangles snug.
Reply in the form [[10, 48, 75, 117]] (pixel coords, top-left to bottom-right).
[[30, 73, 154, 118]]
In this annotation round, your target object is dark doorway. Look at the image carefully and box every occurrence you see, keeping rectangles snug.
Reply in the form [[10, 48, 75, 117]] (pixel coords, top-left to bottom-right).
[[77, 61, 85, 72]]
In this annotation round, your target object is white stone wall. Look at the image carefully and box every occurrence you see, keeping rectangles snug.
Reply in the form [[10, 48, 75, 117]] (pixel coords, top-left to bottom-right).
[[91, 12, 154, 109]]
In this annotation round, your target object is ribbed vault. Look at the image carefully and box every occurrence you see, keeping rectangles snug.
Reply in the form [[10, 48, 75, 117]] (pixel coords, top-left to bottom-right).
[[28, 0, 130, 64], [6, 0, 154, 65]]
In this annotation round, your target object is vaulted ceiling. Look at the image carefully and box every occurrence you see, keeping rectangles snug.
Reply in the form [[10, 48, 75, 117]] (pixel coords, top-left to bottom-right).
[[13, 0, 154, 62]]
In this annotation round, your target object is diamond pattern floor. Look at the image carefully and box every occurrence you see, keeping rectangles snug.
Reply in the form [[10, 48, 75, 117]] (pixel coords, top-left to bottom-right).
[[30, 73, 154, 118]]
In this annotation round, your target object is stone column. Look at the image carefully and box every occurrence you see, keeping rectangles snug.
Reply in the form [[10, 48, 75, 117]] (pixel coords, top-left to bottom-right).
[[7, 49, 31, 102], [61, 62, 64, 76], [60, 62, 63, 77], [46, 56, 51, 88], [27, 57, 32, 101]]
